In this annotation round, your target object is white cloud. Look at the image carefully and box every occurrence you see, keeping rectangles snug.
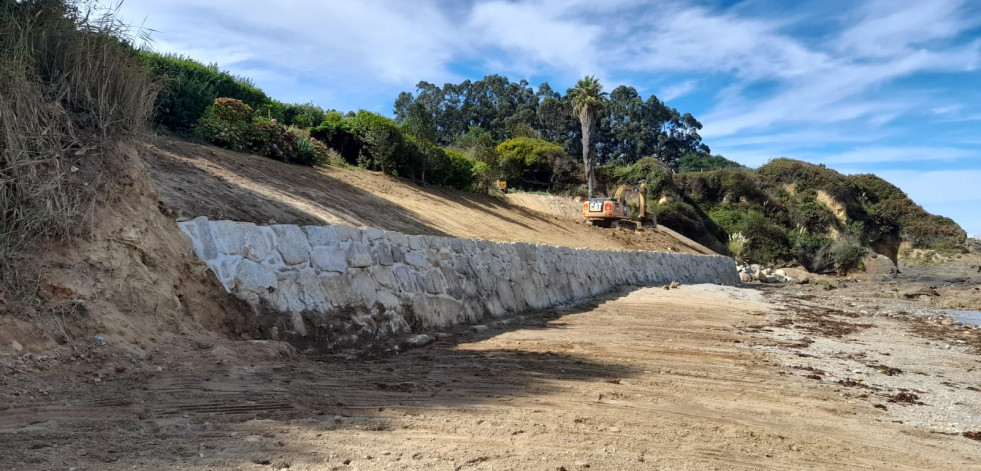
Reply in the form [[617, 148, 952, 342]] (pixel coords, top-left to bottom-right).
[[609, 5, 830, 81], [700, 42, 981, 137], [467, 1, 601, 78], [835, 0, 975, 59], [714, 128, 893, 149], [119, 0, 462, 109], [658, 80, 697, 101]]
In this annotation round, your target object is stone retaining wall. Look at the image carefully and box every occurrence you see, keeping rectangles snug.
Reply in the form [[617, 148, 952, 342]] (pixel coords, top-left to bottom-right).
[[179, 217, 738, 348]]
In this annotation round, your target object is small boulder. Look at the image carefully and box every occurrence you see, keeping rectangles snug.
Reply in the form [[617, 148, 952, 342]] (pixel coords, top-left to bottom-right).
[[405, 334, 435, 348]]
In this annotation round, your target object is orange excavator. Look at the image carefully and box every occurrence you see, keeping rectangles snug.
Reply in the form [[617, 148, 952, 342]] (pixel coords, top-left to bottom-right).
[[582, 181, 656, 230]]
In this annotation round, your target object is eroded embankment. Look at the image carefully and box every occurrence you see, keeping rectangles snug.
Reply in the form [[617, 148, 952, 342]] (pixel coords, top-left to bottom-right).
[[179, 217, 739, 350]]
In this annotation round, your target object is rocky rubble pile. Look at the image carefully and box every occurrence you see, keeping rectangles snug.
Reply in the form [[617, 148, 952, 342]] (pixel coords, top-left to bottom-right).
[[736, 263, 808, 284]]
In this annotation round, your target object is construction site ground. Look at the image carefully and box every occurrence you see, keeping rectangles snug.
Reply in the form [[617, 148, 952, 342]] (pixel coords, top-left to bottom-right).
[[3, 284, 980, 470], [2, 138, 980, 469]]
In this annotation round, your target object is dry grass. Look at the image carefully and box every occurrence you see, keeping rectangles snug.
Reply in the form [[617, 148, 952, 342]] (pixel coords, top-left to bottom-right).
[[0, 0, 157, 297]]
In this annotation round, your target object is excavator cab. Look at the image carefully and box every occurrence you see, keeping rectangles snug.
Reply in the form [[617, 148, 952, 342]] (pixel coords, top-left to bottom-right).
[[582, 197, 628, 227], [582, 181, 657, 230]]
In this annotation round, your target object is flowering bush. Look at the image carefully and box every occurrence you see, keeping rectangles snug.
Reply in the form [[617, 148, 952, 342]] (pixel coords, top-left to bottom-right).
[[247, 119, 300, 163], [196, 104, 249, 151], [212, 97, 254, 123]]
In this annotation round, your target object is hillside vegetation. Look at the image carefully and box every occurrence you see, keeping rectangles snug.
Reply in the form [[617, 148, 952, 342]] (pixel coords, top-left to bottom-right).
[[598, 158, 965, 271], [130, 27, 968, 273]]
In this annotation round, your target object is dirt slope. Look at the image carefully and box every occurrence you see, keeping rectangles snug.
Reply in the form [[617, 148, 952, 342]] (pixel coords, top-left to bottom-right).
[[0, 141, 252, 354], [145, 136, 715, 255], [2, 285, 977, 469]]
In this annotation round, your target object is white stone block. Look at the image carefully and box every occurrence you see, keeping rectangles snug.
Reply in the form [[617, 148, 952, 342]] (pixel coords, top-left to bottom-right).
[[212, 220, 274, 262], [304, 225, 338, 246], [371, 243, 395, 266], [322, 275, 356, 308], [403, 250, 430, 269], [393, 265, 423, 293], [371, 265, 396, 289], [346, 243, 375, 268], [350, 271, 377, 306], [385, 231, 408, 247], [181, 216, 219, 260], [408, 235, 429, 250], [311, 246, 348, 273], [272, 225, 312, 265], [334, 225, 363, 242], [363, 227, 385, 242], [376, 290, 402, 311], [423, 269, 448, 295], [234, 259, 277, 294]]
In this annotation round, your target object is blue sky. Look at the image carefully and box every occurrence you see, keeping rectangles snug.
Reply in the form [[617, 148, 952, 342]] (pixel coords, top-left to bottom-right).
[[116, 0, 981, 235]]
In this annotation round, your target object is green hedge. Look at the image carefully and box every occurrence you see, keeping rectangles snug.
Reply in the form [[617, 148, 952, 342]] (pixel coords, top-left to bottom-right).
[[141, 52, 271, 131]]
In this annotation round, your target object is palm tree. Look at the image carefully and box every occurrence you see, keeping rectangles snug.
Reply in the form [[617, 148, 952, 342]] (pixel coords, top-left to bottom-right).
[[571, 75, 606, 197]]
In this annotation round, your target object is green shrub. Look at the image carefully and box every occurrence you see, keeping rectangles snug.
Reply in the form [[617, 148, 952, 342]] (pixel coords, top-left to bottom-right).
[[848, 173, 965, 251], [788, 199, 837, 234], [678, 153, 744, 173], [788, 230, 831, 269], [308, 137, 332, 165], [607, 157, 673, 197], [654, 201, 727, 253], [351, 110, 409, 176], [454, 125, 499, 167], [728, 232, 748, 262], [675, 169, 765, 206], [707, 207, 790, 264], [311, 112, 360, 164], [410, 136, 449, 184], [280, 102, 326, 128], [472, 161, 493, 189], [443, 150, 477, 190], [212, 97, 254, 123], [196, 98, 253, 151], [294, 137, 329, 166], [247, 119, 301, 163], [812, 235, 868, 273], [496, 137, 567, 189], [739, 212, 791, 264], [707, 205, 749, 234], [141, 52, 271, 131]]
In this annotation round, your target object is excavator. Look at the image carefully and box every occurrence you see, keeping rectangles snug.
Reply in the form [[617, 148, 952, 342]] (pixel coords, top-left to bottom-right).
[[582, 181, 657, 230]]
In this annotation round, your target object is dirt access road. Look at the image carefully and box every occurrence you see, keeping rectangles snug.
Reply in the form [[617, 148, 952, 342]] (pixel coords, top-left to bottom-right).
[[3, 285, 977, 470]]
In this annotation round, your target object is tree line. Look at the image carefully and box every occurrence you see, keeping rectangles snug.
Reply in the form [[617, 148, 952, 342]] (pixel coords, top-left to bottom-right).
[[393, 75, 711, 180]]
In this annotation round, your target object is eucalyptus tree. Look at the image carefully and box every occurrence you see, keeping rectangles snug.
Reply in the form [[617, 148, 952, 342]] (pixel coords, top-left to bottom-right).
[[570, 75, 606, 197]]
